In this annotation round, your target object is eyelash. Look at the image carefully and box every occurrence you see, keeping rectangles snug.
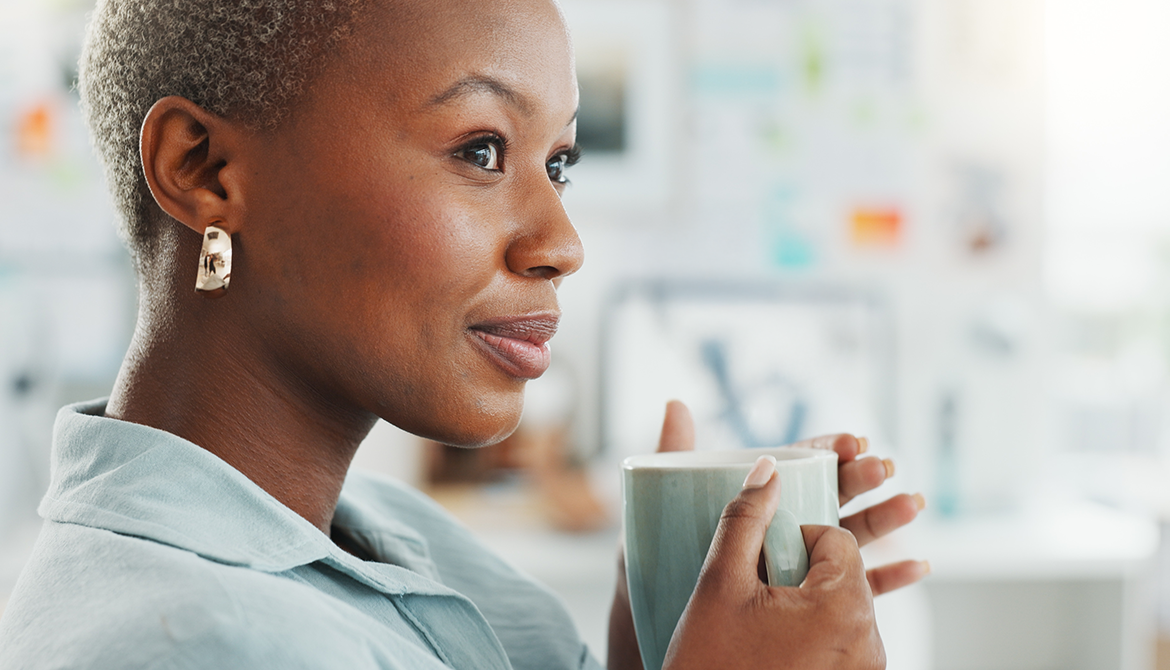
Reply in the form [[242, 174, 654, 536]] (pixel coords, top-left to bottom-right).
[[453, 135, 582, 185]]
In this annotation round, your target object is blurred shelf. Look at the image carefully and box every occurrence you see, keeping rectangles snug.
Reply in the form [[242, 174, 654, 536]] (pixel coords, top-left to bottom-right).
[[910, 501, 1159, 581], [870, 500, 1161, 670]]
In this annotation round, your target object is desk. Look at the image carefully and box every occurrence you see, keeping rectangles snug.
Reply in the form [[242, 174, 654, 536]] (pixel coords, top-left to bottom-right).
[[871, 502, 1160, 670]]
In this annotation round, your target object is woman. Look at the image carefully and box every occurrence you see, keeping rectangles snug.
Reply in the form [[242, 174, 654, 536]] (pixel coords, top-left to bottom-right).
[[0, 0, 926, 667]]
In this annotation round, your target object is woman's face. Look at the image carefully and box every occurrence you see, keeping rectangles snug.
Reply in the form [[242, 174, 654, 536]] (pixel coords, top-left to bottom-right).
[[231, 0, 583, 446]]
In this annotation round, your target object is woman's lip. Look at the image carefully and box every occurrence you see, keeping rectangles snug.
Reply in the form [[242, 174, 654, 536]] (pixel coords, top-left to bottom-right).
[[470, 314, 559, 344], [468, 314, 559, 379]]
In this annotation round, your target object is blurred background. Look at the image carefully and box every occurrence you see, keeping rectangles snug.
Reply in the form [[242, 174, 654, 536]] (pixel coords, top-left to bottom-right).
[[2, 0, 1169, 667]]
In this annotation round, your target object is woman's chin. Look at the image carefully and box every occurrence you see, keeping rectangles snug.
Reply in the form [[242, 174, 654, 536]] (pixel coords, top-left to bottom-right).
[[431, 416, 522, 449], [388, 393, 524, 449]]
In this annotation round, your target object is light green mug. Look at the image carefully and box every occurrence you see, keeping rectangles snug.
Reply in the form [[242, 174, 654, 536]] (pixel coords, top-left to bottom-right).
[[621, 447, 839, 670]]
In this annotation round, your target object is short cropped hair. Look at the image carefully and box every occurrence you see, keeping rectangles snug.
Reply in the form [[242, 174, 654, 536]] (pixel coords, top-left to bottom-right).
[[79, 0, 364, 271]]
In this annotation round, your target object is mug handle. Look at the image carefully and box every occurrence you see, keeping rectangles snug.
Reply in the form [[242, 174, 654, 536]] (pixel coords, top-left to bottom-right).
[[762, 509, 809, 587]]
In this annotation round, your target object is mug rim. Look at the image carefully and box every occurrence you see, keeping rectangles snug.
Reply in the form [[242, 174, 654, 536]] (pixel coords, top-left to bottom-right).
[[622, 446, 836, 470]]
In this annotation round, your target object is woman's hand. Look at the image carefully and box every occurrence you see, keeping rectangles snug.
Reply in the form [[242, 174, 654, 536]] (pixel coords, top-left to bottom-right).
[[658, 401, 928, 594], [607, 401, 927, 670], [787, 431, 929, 595], [663, 464, 884, 670]]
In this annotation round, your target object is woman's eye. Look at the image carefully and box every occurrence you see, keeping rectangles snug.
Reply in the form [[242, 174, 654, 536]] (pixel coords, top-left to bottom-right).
[[547, 156, 568, 183], [457, 140, 501, 171], [547, 145, 582, 185]]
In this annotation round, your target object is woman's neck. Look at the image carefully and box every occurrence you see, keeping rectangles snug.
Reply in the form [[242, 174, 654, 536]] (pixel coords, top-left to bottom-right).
[[106, 283, 378, 535]]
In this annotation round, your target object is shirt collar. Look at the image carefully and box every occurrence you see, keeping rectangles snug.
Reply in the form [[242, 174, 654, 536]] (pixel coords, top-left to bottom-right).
[[36, 401, 519, 670], [41, 400, 359, 574]]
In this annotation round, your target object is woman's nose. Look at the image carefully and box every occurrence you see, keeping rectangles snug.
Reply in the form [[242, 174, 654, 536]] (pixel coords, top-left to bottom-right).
[[505, 181, 585, 282]]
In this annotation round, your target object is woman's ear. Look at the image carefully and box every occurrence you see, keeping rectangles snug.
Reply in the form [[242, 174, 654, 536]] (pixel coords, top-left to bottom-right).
[[140, 96, 246, 235]]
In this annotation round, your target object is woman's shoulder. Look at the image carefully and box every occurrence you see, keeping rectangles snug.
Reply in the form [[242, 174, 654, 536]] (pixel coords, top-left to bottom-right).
[[0, 520, 438, 669], [337, 470, 597, 670]]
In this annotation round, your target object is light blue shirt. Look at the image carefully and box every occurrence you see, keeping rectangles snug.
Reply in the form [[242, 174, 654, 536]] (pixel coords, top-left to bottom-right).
[[0, 400, 604, 669]]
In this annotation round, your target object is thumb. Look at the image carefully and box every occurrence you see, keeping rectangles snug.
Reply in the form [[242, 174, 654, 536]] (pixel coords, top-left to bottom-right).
[[657, 400, 695, 453], [799, 525, 867, 590], [695, 456, 781, 596]]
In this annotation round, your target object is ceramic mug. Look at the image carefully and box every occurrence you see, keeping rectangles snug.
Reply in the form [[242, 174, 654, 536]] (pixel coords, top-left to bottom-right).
[[622, 447, 839, 670]]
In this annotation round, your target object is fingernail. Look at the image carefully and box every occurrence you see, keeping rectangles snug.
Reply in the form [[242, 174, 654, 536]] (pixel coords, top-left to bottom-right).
[[883, 458, 895, 479], [921, 560, 932, 576], [912, 493, 926, 511], [743, 455, 777, 489], [857, 436, 869, 454]]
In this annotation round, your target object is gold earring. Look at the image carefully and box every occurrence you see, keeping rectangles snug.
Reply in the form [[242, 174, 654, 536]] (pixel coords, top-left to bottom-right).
[[195, 225, 232, 294]]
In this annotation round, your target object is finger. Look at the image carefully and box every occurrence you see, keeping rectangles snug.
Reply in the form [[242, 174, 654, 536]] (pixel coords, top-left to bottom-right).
[[695, 456, 782, 597], [657, 400, 695, 453], [837, 456, 895, 506], [867, 560, 930, 596], [788, 434, 866, 463], [840, 493, 925, 547], [797, 525, 866, 589]]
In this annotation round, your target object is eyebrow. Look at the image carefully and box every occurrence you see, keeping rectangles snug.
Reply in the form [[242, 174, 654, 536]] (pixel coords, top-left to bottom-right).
[[427, 75, 533, 116]]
